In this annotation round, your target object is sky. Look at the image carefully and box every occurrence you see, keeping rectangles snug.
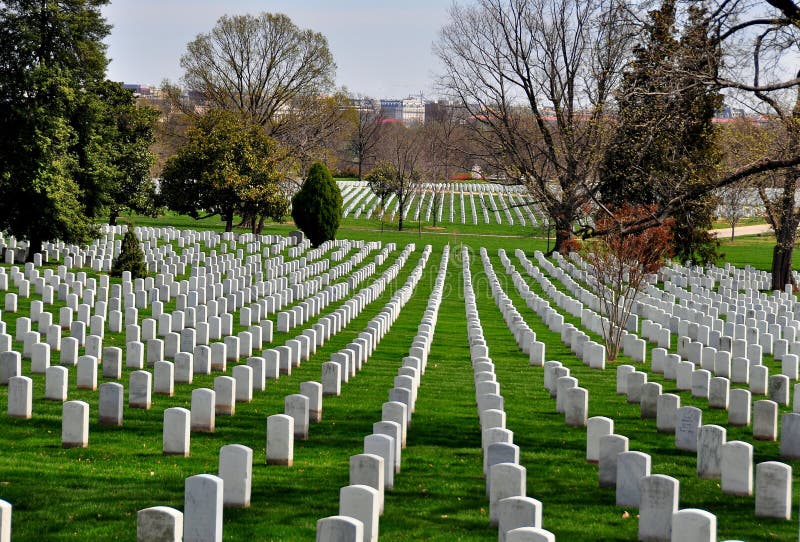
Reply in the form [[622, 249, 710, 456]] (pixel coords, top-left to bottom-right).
[[102, 0, 454, 99]]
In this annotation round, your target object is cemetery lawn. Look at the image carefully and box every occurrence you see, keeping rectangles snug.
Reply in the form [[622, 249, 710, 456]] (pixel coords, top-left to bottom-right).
[[0, 217, 798, 540]]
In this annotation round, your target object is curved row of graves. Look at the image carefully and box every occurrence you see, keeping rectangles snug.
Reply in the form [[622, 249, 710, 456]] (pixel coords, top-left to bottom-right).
[[3, 222, 800, 540], [0, 226, 458, 540], [471, 244, 800, 541], [338, 181, 545, 228], [315, 244, 448, 541]]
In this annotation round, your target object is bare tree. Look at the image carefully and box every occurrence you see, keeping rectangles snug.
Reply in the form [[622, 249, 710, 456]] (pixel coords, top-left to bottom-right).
[[436, 0, 636, 252], [180, 12, 335, 137], [712, 1, 800, 288], [369, 123, 424, 231], [346, 96, 384, 181], [582, 205, 673, 360], [716, 184, 750, 240], [421, 103, 470, 227]]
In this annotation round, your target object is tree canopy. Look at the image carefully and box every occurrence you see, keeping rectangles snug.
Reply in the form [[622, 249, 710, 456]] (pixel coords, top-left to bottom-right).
[[180, 12, 335, 137], [0, 0, 141, 259], [160, 109, 286, 232], [599, 1, 722, 264]]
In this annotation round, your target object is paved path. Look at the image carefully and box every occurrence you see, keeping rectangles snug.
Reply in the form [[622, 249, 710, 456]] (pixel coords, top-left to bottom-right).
[[711, 223, 772, 239]]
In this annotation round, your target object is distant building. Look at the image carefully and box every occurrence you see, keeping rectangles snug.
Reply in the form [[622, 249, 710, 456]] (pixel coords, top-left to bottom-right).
[[379, 95, 428, 125], [401, 95, 425, 125], [717, 106, 746, 119], [380, 99, 403, 121], [121, 83, 153, 97]]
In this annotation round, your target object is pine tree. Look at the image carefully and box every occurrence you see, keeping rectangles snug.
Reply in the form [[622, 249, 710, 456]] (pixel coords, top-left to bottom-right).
[[291, 163, 343, 247], [111, 228, 148, 279], [599, 0, 722, 264]]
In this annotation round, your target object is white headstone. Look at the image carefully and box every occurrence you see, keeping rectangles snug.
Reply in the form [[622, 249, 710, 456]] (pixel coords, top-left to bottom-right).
[[62, 400, 89, 448], [266, 413, 293, 466], [136, 506, 183, 542], [183, 474, 223, 542], [219, 444, 252, 508], [638, 474, 679, 542], [721, 440, 753, 496], [670, 508, 716, 542], [339, 485, 379, 542], [755, 461, 792, 519], [163, 407, 190, 457]]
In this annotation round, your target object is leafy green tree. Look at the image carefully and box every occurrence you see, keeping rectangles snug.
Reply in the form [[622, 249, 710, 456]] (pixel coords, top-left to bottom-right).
[[291, 162, 342, 247], [73, 81, 160, 225], [111, 227, 148, 279], [365, 161, 398, 222], [160, 109, 284, 232], [0, 0, 111, 259], [599, 1, 722, 264]]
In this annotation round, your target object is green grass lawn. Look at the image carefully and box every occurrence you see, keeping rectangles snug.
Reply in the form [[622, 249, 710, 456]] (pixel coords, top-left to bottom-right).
[[0, 213, 797, 540]]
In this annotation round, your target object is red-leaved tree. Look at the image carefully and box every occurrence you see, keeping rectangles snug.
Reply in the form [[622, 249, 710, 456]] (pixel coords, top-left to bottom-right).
[[581, 205, 673, 360]]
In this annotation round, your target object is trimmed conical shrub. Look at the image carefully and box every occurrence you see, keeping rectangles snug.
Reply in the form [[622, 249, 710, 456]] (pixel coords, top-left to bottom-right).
[[111, 227, 148, 279], [291, 162, 343, 247]]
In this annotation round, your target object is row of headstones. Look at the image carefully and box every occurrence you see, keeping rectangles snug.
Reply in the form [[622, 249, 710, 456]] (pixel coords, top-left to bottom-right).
[[0, 252, 422, 445], [3, 227, 304, 306], [137, 260, 443, 540], [596, 362, 796, 518], [497, 249, 641, 371], [4, 251, 414, 431], [532, 249, 660, 364], [2, 245, 425, 444], [37, 225, 306, 275], [315, 246, 448, 542], [509, 251, 613, 370], [138, 245, 414, 356], [543, 251, 800, 534], [134, 248, 437, 540], [0, 242, 416, 394], [478, 248, 594, 427], [461, 247, 557, 542], [527, 246, 800, 522], [629, 259, 795, 364], [528, 249, 630, 337], [521, 247, 784, 394], [3, 228, 372, 341], [589, 415, 792, 541], [544, 250, 800, 428], [269, 244, 433, 469], [477, 248, 547, 365], [502, 252, 785, 539], [534, 327, 796, 526], [559, 252, 768, 374]]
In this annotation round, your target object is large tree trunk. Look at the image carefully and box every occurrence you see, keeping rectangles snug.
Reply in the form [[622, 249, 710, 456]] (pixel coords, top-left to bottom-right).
[[26, 234, 42, 263], [398, 198, 404, 231], [358, 160, 363, 182], [109, 209, 119, 226], [255, 214, 267, 235], [224, 211, 234, 233], [772, 242, 794, 292], [553, 226, 575, 255]]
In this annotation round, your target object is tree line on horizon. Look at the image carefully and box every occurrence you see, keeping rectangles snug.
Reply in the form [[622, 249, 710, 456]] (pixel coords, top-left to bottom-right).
[[1, 0, 799, 290]]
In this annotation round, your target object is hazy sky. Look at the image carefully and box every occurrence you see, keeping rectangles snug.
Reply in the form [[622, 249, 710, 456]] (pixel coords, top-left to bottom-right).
[[102, 0, 454, 99]]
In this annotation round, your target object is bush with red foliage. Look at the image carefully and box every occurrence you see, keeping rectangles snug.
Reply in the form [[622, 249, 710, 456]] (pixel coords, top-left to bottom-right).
[[581, 205, 673, 360]]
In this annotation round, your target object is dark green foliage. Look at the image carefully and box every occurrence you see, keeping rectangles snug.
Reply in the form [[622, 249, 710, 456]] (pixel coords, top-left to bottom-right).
[[110, 228, 147, 279], [160, 109, 285, 232], [74, 81, 159, 225], [599, 0, 722, 264], [291, 162, 343, 246], [0, 1, 154, 257]]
